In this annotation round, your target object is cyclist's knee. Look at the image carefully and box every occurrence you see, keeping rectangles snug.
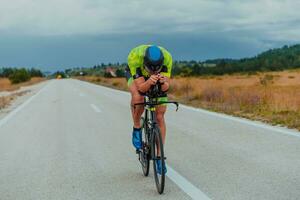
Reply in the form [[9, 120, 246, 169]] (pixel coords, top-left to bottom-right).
[[131, 93, 144, 105], [129, 85, 143, 103], [131, 94, 144, 112], [132, 94, 143, 102], [156, 106, 166, 123], [156, 113, 165, 124]]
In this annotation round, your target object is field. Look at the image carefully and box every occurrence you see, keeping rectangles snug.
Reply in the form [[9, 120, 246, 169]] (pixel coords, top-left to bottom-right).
[[76, 70, 300, 130], [0, 77, 45, 92]]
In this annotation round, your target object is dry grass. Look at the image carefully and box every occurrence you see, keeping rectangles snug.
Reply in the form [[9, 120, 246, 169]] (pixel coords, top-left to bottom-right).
[[0, 77, 46, 92], [76, 76, 128, 91], [0, 77, 45, 110], [170, 71, 300, 130], [75, 70, 300, 130], [0, 91, 29, 110], [0, 96, 13, 109]]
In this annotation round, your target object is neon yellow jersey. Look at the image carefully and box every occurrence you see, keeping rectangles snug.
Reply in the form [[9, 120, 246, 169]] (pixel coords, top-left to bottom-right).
[[127, 45, 172, 78]]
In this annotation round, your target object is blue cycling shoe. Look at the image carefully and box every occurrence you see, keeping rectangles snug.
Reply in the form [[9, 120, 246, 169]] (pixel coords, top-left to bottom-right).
[[156, 159, 167, 175], [132, 127, 142, 150]]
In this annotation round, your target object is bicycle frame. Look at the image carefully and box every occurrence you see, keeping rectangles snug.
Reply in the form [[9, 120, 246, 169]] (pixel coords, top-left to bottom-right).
[[135, 96, 179, 137], [135, 96, 179, 157]]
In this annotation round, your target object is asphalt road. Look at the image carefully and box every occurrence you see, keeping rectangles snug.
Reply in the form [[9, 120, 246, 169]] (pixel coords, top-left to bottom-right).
[[0, 79, 300, 200]]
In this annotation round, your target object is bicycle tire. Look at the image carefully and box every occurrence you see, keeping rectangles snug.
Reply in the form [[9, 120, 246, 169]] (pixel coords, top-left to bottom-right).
[[152, 125, 165, 194], [140, 117, 150, 176]]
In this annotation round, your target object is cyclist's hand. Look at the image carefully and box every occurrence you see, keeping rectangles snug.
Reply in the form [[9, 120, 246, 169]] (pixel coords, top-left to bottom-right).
[[148, 75, 159, 85], [158, 74, 167, 84]]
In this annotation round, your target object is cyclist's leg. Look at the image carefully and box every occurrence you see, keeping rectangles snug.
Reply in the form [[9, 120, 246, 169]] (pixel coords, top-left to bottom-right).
[[126, 68, 145, 149], [155, 103, 167, 174], [155, 102, 167, 159], [126, 67, 144, 128], [129, 82, 144, 128], [155, 96, 168, 143], [155, 104, 167, 144]]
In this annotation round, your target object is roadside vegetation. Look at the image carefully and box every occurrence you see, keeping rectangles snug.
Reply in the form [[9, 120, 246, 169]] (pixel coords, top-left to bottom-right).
[[0, 68, 44, 85], [0, 77, 46, 92], [0, 91, 29, 110], [0, 67, 45, 91], [0, 67, 45, 110]]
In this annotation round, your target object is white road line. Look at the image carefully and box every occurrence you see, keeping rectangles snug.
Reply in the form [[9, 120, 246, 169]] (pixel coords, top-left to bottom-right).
[[167, 165, 211, 200], [90, 104, 102, 113], [0, 81, 50, 128], [79, 93, 85, 97], [181, 105, 300, 138]]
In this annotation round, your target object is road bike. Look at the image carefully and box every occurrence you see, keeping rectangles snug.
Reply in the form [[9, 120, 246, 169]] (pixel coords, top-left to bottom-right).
[[134, 84, 179, 194]]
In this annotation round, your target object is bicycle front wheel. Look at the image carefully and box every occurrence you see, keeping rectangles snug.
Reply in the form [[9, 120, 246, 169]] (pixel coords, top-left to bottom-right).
[[140, 117, 150, 176], [151, 125, 165, 194]]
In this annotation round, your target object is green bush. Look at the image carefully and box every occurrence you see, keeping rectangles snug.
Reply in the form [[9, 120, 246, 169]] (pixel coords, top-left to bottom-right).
[[104, 72, 113, 78], [115, 68, 125, 77], [8, 68, 31, 84]]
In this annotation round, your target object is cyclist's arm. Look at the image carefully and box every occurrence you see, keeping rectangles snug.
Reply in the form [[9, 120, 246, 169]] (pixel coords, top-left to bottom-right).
[[160, 49, 172, 78], [159, 49, 172, 92], [160, 76, 170, 92], [134, 75, 158, 93], [134, 77, 151, 93]]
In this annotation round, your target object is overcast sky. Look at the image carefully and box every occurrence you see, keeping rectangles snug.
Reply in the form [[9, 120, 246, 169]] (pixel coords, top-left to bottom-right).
[[0, 0, 300, 71]]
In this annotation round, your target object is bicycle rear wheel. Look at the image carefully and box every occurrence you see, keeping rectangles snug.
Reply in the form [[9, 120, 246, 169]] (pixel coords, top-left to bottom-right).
[[140, 117, 150, 176], [152, 125, 165, 194]]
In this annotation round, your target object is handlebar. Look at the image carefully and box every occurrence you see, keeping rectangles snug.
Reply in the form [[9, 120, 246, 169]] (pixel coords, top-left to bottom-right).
[[146, 83, 165, 98]]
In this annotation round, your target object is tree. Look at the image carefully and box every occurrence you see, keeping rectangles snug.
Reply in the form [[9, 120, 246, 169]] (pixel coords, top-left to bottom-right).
[[29, 68, 44, 77], [9, 68, 31, 84], [115, 68, 125, 77]]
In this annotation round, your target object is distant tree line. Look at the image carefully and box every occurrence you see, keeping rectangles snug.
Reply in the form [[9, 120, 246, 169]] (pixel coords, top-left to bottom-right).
[[65, 44, 300, 78], [172, 44, 300, 76], [0, 67, 44, 84], [65, 63, 127, 78]]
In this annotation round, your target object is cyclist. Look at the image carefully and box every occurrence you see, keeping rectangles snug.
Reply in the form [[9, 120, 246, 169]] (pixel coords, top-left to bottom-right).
[[126, 44, 172, 174]]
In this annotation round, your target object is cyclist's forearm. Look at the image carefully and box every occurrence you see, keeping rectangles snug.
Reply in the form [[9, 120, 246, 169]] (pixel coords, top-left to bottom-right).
[[161, 82, 169, 92], [137, 80, 152, 93]]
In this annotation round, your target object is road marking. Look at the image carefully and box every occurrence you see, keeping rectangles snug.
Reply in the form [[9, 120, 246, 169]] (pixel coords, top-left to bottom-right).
[[79, 93, 85, 97], [90, 104, 101, 113], [181, 105, 300, 138], [167, 165, 211, 200], [0, 81, 50, 128]]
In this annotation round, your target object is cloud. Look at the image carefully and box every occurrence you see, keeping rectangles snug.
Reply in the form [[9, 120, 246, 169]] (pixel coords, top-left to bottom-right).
[[0, 0, 300, 41]]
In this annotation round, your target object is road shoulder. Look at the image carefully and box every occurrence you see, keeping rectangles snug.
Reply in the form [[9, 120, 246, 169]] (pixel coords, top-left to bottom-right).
[[0, 80, 49, 121]]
